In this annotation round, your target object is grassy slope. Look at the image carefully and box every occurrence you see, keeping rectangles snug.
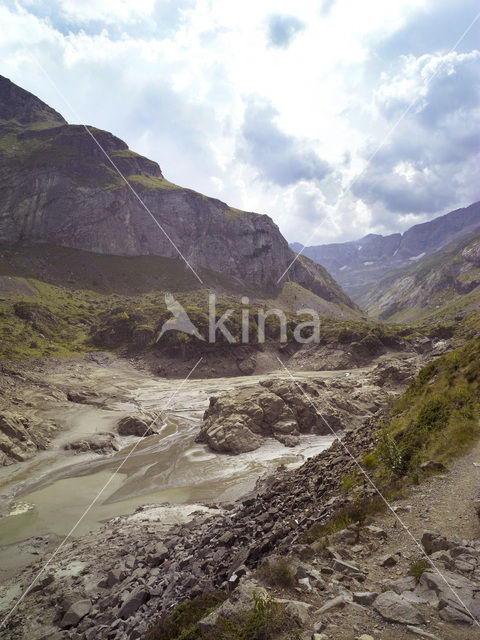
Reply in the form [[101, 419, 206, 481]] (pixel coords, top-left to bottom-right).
[[375, 337, 480, 475], [0, 244, 367, 359]]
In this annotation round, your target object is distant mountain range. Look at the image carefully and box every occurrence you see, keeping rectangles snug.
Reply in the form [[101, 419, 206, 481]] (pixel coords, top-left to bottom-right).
[[291, 201, 480, 300], [0, 75, 356, 314], [359, 227, 480, 325]]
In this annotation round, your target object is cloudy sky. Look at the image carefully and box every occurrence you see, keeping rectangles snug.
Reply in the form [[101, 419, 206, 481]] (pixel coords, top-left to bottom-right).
[[1, 0, 479, 244]]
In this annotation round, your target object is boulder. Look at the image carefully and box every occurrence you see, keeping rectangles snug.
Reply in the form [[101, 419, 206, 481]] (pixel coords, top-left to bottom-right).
[[118, 587, 149, 619], [421, 531, 455, 555], [378, 553, 398, 567], [64, 433, 119, 455], [277, 599, 312, 626], [117, 414, 156, 437], [353, 591, 378, 606], [59, 599, 92, 628], [406, 626, 441, 639], [373, 591, 426, 625], [384, 576, 417, 594], [317, 595, 347, 614], [199, 418, 264, 454], [363, 524, 387, 540]]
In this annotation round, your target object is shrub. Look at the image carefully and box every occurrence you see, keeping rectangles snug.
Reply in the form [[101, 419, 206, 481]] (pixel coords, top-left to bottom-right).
[[257, 558, 296, 589], [362, 453, 378, 469], [144, 592, 227, 640], [217, 592, 296, 640], [377, 432, 406, 475], [408, 558, 430, 581]]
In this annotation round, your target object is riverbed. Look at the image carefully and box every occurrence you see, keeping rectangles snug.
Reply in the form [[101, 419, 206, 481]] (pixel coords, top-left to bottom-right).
[[0, 363, 339, 579]]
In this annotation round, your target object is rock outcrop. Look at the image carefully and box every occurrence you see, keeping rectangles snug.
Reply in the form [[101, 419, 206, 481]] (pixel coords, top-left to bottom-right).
[[64, 433, 119, 455], [196, 375, 388, 454], [117, 414, 157, 437], [0, 411, 57, 466]]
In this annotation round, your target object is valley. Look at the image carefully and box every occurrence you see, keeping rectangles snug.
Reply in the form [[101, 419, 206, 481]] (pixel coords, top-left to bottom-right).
[[0, 73, 479, 640]]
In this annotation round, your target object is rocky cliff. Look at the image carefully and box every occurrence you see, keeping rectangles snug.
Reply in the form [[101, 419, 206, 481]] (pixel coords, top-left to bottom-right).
[[292, 200, 480, 300], [0, 75, 354, 308]]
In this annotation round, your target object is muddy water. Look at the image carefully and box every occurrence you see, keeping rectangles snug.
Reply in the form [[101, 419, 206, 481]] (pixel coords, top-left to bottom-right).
[[0, 369, 337, 571]]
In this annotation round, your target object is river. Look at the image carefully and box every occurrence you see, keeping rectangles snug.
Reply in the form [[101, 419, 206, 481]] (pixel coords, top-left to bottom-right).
[[0, 366, 338, 578]]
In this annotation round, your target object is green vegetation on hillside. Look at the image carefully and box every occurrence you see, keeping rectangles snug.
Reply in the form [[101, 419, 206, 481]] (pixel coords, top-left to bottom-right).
[[0, 244, 376, 360], [127, 173, 181, 190], [375, 337, 480, 476], [145, 591, 298, 640], [303, 337, 480, 541]]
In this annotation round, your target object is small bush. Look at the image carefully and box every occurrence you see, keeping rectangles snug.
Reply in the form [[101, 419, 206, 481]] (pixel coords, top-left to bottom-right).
[[302, 494, 386, 543], [377, 432, 406, 475], [218, 592, 296, 640], [256, 558, 295, 589], [144, 592, 227, 640], [408, 558, 430, 581], [145, 591, 299, 640], [363, 453, 378, 469]]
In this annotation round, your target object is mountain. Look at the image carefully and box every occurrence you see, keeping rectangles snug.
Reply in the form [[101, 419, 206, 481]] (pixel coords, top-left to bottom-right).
[[291, 201, 480, 300], [359, 228, 480, 326], [0, 75, 355, 313]]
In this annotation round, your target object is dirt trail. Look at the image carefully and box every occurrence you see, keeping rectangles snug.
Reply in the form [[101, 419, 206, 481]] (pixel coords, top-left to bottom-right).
[[375, 435, 480, 550]]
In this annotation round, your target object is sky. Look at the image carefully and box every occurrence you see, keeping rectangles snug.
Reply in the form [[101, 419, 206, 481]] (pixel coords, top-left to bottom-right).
[[1, 0, 479, 245]]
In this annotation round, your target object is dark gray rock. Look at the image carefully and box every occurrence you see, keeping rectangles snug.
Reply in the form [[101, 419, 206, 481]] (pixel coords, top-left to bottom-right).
[[373, 591, 425, 625], [59, 599, 92, 628], [119, 587, 150, 619]]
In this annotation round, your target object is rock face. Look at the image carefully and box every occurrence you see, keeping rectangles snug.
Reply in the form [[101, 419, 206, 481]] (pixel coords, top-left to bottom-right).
[[291, 200, 480, 299], [0, 75, 355, 307], [0, 411, 56, 466], [197, 375, 388, 454]]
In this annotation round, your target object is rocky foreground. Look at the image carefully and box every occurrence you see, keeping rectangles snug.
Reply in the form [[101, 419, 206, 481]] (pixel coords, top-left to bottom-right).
[[2, 396, 479, 640]]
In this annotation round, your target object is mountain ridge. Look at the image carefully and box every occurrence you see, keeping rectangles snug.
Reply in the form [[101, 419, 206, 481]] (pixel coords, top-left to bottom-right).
[[359, 227, 480, 327], [291, 200, 480, 300], [0, 75, 356, 312]]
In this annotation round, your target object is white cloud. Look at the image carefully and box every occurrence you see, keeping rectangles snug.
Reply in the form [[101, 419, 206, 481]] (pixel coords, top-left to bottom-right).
[[0, 0, 478, 246], [58, 0, 156, 24]]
